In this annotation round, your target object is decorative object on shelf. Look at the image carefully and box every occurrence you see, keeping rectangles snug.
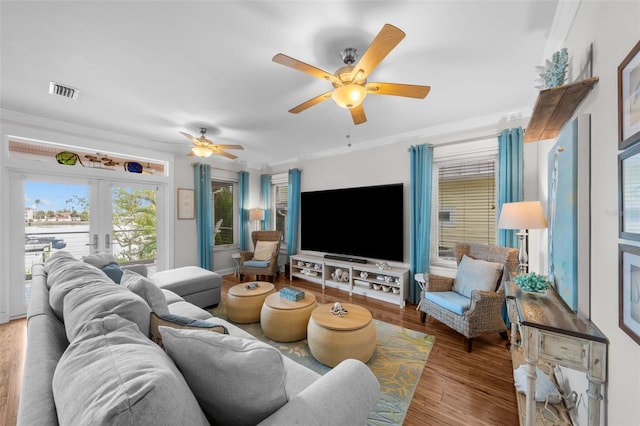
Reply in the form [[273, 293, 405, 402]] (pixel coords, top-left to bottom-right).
[[360, 271, 368, 279], [245, 282, 259, 290], [384, 276, 391, 283], [331, 268, 349, 282], [279, 286, 305, 301], [376, 262, 391, 271], [124, 161, 143, 174], [297, 260, 304, 266], [535, 48, 568, 90], [392, 287, 400, 294], [329, 302, 348, 317], [498, 201, 548, 273], [618, 144, 640, 241], [249, 208, 264, 231], [619, 244, 640, 344], [618, 40, 640, 150], [382, 285, 391, 293], [513, 272, 550, 293], [55, 151, 84, 166]]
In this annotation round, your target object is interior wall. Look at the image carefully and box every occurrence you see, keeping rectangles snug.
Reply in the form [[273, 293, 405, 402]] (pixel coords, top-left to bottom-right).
[[559, 2, 640, 424]]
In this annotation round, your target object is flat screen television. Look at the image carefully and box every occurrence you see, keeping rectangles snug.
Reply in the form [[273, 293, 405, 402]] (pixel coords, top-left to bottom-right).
[[300, 183, 403, 262]]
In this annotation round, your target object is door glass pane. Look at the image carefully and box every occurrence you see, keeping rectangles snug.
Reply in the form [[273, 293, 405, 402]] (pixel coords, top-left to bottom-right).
[[111, 186, 157, 264], [24, 181, 90, 278]]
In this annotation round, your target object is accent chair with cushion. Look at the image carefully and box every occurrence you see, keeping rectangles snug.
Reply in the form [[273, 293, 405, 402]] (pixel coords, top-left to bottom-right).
[[419, 243, 519, 352], [240, 231, 283, 283]]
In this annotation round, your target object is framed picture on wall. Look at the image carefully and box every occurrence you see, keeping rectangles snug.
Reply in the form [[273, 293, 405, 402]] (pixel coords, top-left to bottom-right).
[[177, 188, 195, 220], [619, 244, 640, 345], [618, 40, 640, 150], [619, 143, 640, 241]]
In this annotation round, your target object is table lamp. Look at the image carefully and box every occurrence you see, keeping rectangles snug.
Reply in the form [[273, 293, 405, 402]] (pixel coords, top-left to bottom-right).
[[249, 208, 265, 231], [498, 201, 547, 273]]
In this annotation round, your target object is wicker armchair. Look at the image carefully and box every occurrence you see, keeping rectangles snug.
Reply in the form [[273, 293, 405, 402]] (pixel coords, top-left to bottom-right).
[[239, 231, 283, 283], [419, 243, 519, 352]]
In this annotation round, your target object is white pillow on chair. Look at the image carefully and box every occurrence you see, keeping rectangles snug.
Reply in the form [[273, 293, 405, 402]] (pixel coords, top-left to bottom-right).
[[453, 255, 504, 297], [253, 240, 279, 261]]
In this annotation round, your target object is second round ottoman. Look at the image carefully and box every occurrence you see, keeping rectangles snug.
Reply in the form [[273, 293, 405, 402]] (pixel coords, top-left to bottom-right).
[[260, 291, 317, 342], [307, 303, 376, 367]]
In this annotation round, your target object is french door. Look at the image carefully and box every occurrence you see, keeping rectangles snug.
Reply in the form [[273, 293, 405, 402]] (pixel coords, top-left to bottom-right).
[[12, 172, 166, 317]]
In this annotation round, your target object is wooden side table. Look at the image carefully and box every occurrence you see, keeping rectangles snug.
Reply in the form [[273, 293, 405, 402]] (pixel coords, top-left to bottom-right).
[[226, 281, 275, 323], [307, 303, 376, 367], [260, 291, 317, 342]]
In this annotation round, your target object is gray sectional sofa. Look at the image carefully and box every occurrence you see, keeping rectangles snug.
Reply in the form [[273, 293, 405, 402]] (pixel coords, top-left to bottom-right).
[[18, 252, 380, 425]]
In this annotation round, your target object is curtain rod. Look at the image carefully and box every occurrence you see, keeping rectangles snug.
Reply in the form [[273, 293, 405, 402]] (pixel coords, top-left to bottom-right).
[[408, 128, 527, 151]]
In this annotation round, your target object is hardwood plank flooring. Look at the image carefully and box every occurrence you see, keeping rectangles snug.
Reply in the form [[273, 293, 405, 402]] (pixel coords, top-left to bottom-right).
[[0, 273, 518, 426]]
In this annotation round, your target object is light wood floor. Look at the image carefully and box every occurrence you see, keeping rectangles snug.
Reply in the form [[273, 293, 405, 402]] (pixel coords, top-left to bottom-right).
[[0, 274, 518, 426]]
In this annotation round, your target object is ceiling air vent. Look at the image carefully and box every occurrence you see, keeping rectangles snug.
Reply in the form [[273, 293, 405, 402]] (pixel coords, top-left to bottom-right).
[[48, 81, 79, 100]]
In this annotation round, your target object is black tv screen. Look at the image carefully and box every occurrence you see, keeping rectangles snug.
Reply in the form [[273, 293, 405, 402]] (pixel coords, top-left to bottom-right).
[[300, 183, 404, 262]]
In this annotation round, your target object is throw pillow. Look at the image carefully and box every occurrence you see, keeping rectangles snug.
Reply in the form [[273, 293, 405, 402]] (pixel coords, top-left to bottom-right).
[[453, 255, 504, 298], [253, 240, 279, 261], [159, 327, 289, 426], [150, 312, 228, 347], [120, 269, 170, 315], [101, 262, 124, 283], [513, 365, 562, 404], [63, 281, 151, 342], [52, 314, 209, 426]]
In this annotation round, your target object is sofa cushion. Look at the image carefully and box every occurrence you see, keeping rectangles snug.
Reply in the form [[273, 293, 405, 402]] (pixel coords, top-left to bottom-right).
[[121, 269, 170, 315], [63, 282, 151, 342], [150, 312, 228, 347], [453, 255, 504, 298], [52, 314, 209, 426], [82, 252, 118, 268], [253, 240, 279, 261], [424, 291, 472, 315], [47, 257, 117, 319], [159, 327, 289, 426]]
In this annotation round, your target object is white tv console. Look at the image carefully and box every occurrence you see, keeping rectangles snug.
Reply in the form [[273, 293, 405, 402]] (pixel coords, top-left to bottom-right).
[[289, 254, 409, 308]]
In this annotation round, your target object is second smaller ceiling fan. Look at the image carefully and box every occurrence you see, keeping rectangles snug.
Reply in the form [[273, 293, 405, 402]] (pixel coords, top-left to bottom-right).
[[180, 128, 244, 159]]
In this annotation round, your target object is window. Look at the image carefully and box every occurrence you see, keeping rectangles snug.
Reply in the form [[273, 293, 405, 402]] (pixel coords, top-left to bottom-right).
[[432, 141, 497, 264], [272, 173, 288, 243], [211, 180, 236, 245]]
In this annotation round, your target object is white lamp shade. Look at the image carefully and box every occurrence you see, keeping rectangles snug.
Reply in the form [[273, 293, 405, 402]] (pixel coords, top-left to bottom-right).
[[331, 84, 367, 109], [498, 201, 547, 230], [249, 209, 265, 221], [191, 146, 213, 158]]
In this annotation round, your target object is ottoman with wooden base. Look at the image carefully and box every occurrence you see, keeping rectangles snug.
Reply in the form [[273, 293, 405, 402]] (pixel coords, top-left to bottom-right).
[[260, 291, 317, 342], [226, 281, 275, 323], [307, 303, 377, 367]]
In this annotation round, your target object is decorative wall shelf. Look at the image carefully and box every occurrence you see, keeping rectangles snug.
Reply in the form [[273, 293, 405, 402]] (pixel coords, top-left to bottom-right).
[[524, 77, 599, 143]]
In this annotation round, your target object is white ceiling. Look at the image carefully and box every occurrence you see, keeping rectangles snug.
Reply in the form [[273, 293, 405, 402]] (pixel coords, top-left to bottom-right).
[[0, 1, 561, 168]]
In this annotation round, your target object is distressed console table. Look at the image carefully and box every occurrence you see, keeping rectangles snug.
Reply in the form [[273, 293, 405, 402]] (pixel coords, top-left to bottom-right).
[[505, 282, 608, 426]]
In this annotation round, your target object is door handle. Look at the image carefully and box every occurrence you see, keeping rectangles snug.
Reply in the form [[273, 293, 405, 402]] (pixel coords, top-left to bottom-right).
[[105, 233, 110, 249], [85, 234, 98, 249]]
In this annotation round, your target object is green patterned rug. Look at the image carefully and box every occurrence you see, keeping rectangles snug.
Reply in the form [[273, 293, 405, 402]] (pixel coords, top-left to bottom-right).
[[210, 302, 435, 425]]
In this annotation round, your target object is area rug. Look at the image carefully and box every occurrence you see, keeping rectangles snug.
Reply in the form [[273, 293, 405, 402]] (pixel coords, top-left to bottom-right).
[[209, 302, 435, 426]]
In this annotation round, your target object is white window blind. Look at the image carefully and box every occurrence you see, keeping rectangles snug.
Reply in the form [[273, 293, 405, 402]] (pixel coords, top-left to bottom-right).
[[435, 158, 497, 261]]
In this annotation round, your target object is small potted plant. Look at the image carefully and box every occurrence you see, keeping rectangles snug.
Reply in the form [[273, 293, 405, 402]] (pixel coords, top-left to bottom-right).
[[513, 272, 550, 293]]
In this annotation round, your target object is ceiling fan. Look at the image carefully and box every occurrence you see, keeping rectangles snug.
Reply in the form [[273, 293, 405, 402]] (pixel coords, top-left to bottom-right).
[[179, 128, 244, 159], [272, 23, 431, 125]]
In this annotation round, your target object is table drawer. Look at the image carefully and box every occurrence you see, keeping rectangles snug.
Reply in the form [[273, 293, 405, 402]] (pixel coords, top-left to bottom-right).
[[540, 331, 589, 371]]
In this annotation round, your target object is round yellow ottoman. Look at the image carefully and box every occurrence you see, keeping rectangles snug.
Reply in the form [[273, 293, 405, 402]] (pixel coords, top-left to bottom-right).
[[307, 303, 376, 367], [260, 291, 317, 342], [226, 282, 275, 323]]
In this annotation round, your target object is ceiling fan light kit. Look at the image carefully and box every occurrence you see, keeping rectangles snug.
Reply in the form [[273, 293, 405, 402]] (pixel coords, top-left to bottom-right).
[[331, 84, 367, 108], [180, 128, 243, 159], [191, 146, 214, 158], [272, 23, 430, 125]]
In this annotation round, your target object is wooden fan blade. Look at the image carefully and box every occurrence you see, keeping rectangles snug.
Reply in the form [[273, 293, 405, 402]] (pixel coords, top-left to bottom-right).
[[352, 24, 405, 80], [289, 91, 333, 114], [212, 149, 238, 160], [180, 131, 201, 145], [350, 104, 367, 125], [366, 82, 431, 98], [186, 151, 195, 157], [212, 144, 244, 150], [273, 53, 341, 85]]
